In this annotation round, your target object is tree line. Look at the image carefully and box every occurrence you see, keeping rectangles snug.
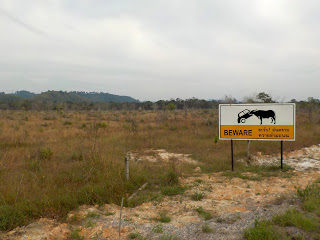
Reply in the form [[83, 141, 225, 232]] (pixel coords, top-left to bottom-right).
[[0, 92, 319, 113]]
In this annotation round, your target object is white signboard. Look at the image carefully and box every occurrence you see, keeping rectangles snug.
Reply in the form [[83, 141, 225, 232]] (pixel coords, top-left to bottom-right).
[[219, 103, 296, 141]]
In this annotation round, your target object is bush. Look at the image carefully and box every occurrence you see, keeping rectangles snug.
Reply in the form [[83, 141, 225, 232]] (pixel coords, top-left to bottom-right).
[[40, 148, 53, 160], [244, 220, 283, 240], [167, 103, 176, 111], [273, 208, 319, 232], [157, 213, 171, 223], [196, 206, 213, 220], [27, 159, 41, 171], [0, 203, 40, 231], [127, 232, 143, 239], [202, 224, 214, 233], [164, 169, 179, 186], [70, 228, 84, 240], [296, 182, 320, 215], [191, 191, 205, 201], [64, 121, 72, 125], [152, 224, 163, 233], [95, 122, 107, 129], [159, 234, 178, 240], [71, 153, 84, 161]]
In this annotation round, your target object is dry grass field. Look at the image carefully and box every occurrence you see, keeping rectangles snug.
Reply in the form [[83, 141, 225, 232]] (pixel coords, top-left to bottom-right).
[[0, 109, 319, 231]]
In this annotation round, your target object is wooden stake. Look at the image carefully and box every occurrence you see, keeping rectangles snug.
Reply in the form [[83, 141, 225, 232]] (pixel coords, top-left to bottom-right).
[[125, 156, 129, 181], [118, 197, 124, 240]]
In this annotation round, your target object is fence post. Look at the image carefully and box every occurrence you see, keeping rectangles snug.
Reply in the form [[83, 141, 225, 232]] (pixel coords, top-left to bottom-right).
[[118, 197, 124, 240], [125, 155, 129, 181]]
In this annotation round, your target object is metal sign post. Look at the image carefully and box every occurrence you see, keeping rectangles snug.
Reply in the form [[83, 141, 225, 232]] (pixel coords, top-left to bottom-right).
[[231, 140, 234, 171], [281, 140, 283, 169]]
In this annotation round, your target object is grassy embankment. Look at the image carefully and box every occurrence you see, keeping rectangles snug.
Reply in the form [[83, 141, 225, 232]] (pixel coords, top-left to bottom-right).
[[0, 109, 319, 231]]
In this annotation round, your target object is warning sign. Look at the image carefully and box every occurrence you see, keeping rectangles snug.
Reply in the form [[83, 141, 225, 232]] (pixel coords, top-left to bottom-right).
[[219, 104, 295, 141]]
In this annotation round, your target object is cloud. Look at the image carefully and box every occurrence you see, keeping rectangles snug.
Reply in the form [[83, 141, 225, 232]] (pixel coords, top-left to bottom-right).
[[0, 0, 319, 101], [0, 8, 47, 36]]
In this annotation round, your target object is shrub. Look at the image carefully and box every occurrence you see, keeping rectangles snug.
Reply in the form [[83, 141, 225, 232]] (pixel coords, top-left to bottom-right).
[[64, 121, 72, 125], [202, 224, 214, 233], [191, 191, 205, 201], [40, 148, 53, 160], [70, 228, 84, 240], [71, 153, 84, 161], [167, 103, 176, 111], [152, 224, 163, 233], [95, 122, 107, 129], [273, 208, 319, 232], [296, 182, 320, 215], [27, 159, 41, 171], [195, 179, 204, 184], [160, 234, 178, 240], [158, 213, 171, 223], [85, 219, 95, 228], [86, 212, 100, 218], [244, 220, 283, 240], [165, 169, 179, 186], [196, 206, 213, 220], [127, 232, 143, 239]]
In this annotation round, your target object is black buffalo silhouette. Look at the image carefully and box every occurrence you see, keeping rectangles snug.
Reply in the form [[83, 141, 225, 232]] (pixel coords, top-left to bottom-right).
[[238, 109, 276, 124]]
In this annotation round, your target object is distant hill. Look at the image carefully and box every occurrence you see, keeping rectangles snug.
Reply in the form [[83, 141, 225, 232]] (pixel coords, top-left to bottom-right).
[[12, 91, 36, 99], [0, 93, 22, 101], [0, 90, 139, 103], [33, 91, 88, 102], [71, 91, 139, 103]]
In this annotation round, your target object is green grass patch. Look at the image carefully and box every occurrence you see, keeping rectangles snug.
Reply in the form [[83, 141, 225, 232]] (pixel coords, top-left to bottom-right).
[[127, 232, 145, 239], [223, 164, 294, 181], [105, 211, 114, 216], [296, 182, 320, 215], [152, 224, 163, 233], [159, 234, 179, 240], [85, 219, 96, 228], [244, 220, 285, 240], [156, 213, 171, 223], [70, 228, 84, 240], [202, 224, 214, 233], [191, 191, 205, 201], [195, 206, 213, 220], [126, 191, 163, 207], [161, 186, 185, 196], [273, 208, 319, 232], [195, 179, 204, 184], [164, 169, 180, 186], [40, 147, 53, 160], [86, 212, 100, 218]]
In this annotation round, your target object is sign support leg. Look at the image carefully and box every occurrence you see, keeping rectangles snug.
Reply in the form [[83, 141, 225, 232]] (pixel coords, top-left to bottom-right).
[[231, 139, 234, 171], [281, 140, 283, 169]]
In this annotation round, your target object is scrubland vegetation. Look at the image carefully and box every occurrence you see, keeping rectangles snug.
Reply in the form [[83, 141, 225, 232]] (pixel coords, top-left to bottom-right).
[[0, 105, 320, 231], [244, 179, 320, 239]]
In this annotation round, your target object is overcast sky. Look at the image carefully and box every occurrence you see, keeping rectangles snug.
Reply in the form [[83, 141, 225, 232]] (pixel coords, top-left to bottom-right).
[[0, 0, 319, 101]]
